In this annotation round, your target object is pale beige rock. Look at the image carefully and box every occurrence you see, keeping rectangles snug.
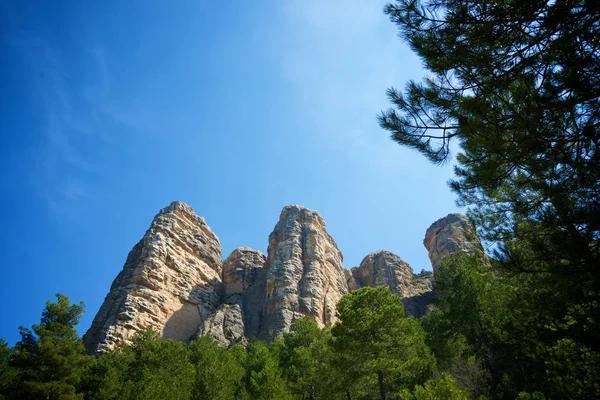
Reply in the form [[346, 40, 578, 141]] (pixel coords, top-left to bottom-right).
[[350, 250, 435, 317], [424, 213, 485, 275], [87, 204, 489, 352], [352, 250, 413, 297], [222, 247, 266, 337], [83, 201, 222, 355], [259, 205, 349, 341], [344, 268, 357, 292]]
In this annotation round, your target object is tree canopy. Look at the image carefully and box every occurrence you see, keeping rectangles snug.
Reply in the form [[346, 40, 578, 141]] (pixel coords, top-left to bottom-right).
[[379, 1, 600, 397]]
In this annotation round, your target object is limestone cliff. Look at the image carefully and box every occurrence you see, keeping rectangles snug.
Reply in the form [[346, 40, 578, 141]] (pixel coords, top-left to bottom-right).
[[259, 205, 349, 341], [83, 201, 222, 355], [85, 203, 483, 354], [424, 213, 485, 275], [352, 250, 413, 297], [351, 250, 434, 317]]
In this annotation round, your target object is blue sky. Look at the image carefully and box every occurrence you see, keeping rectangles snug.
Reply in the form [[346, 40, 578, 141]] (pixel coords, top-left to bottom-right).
[[0, 1, 461, 344]]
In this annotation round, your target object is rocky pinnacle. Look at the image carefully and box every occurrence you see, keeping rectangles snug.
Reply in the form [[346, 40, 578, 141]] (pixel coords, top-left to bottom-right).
[[84, 203, 481, 354]]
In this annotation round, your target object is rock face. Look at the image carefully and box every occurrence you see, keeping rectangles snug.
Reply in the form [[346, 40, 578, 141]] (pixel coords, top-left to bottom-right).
[[424, 213, 484, 275], [222, 247, 266, 338], [352, 250, 413, 297], [402, 271, 435, 318], [83, 201, 223, 355], [350, 250, 435, 317], [85, 203, 484, 354], [199, 304, 245, 346], [259, 205, 350, 341]]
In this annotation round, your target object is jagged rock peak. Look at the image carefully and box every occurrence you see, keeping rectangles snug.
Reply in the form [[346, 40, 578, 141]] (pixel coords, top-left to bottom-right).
[[273, 205, 342, 259], [83, 201, 223, 355], [259, 205, 349, 341], [162, 199, 194, 213], [424, 213, 484, 275], [352, 250, 413, 297]]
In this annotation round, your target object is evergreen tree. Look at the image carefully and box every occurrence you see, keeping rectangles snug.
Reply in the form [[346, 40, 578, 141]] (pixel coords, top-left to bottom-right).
[[275, 317, 336, 400], [398, 374, 474, 400], [188, 335, 244, 400], [78, 345, 133, 399], [332, 287, 435, 400], [379, 0, 600, 344], [379, 1, 600, 397], [242, 340, 291, 400], [423, 254, 533, 397], [0, 340, 18, 399], [8, 293, 90, 400], [79, 328, 195, 400]]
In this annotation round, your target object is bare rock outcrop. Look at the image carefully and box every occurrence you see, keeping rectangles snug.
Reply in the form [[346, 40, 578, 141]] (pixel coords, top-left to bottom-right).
[[352, 250, 413, 297], [222, 247, 267, 337], [83, 201, 222, 355], [85, 203, 489, 353], [199, 303, 246, 346], [344, 268, 358, 292], [259, 205, 349, 341], [350, 250, 435, 317], [424, 213, 484, 275]]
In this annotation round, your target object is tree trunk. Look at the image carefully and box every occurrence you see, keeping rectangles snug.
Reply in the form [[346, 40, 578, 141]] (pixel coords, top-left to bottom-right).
[[346, 389, 352, 400], [378, 370, 386, 400]]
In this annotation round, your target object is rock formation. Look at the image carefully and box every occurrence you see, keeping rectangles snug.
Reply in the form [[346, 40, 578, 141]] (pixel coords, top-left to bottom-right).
[[83, 201, 222, 355], [221, 247, 266, 338], [199, 304, 245, 346], [351, 250, 413, 297], [350, 250, 434, 317], [259, 205, 349, 341], [402, 270, 436, 318], [84, 202, 481, 354], [424, 213, 485, 275]]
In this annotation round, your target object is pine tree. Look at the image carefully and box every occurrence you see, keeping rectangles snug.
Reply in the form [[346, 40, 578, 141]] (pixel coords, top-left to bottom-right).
[[188, 335, 244, 400], [242, 340, 291, 400], [9, 294, 90, 400], [0, 339, 18, 399], [79, 328, 195, 400], [332, 287, 435, 400], [275, 317, 336, 400], [379, 1, 600, 397]]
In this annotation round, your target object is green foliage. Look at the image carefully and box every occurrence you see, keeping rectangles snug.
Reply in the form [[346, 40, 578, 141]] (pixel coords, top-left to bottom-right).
[[380, 0, 600, 342], [78, 345, 133, 399], [0, 340, 18, 399], [423, 252, 600, 398], [333, 287, 436, 399], [398, 374, 474, 400], [188, 335, 244, 400], [80, 328, 195, 400], [515, 392, 546, 400], [380, 0, 600, 398], [275, 317, 337, 399], [8, 293, 90, 400], [422, 254, 525, 396], [242, 340, 291, 400], [544, 338, 600, 399]]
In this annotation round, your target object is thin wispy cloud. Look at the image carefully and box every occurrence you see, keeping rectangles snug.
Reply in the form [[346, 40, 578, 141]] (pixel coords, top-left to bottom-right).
[[274, 0, 427, 172], [3, 4, 146, 217]]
